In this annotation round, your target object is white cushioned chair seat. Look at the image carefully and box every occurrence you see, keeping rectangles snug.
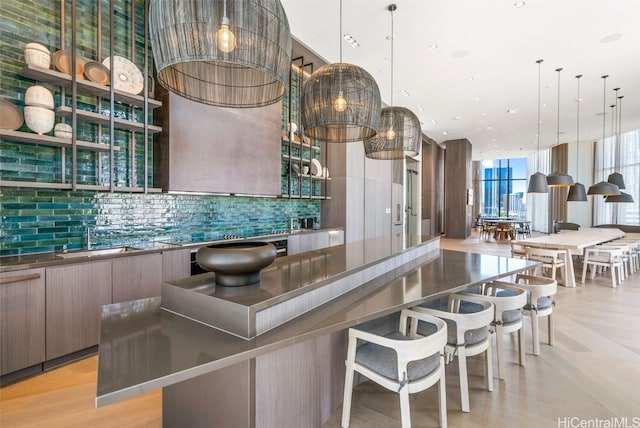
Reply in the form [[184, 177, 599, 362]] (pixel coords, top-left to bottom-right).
[[355, 330, 441, 382]]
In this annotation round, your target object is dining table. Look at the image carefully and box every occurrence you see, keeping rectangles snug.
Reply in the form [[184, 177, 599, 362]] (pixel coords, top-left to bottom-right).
[[517, 227, 625, 287]]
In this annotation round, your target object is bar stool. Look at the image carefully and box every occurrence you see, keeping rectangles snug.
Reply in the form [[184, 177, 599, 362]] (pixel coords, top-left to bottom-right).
[[498, 274, 557, 355], [461, 283, 528, 380], [341, 309, 448, 428], [412, 295, 494, 413]]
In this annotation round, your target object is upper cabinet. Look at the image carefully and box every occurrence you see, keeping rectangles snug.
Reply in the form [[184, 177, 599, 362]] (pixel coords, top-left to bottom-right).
[[0, 0, 159, 193]]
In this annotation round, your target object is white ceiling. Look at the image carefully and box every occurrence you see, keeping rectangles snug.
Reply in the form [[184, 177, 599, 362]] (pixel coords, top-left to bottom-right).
[[280, 0, 640, 161]]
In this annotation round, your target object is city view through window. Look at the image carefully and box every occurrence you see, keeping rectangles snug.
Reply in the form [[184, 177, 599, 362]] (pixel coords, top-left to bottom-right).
[[478, 158, 528, 219]]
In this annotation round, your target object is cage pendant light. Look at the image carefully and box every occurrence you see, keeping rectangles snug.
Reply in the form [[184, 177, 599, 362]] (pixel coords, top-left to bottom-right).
[[587, 75, 620, 196], [567, 75, 588, 201], [606, 93, 634, 203], [547, 67, 575, 187], [363, 4, 421, 159], [149, 0, 292, 108], [527, 59, 549, 194], [300, 0, 381, 143]]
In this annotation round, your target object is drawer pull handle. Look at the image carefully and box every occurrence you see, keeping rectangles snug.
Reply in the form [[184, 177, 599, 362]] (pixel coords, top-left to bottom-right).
[[0, 273, 41, 284]]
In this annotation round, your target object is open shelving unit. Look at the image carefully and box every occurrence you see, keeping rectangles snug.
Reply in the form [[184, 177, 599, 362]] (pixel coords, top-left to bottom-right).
[[1, 0, 161, 193]]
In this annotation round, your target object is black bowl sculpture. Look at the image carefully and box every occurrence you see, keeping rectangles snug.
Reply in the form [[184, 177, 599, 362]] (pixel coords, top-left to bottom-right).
[[195, 241, 277, 286]]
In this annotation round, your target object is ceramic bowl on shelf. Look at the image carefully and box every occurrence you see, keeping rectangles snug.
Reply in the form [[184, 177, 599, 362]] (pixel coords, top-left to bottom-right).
[[83, 61, 110, 85], [24, 42, 51, 68], [310, 158, 322, 176], [54, 122, 72, 140], [52, 49, 85, 79], [102, 56, 143, 94], [0, 99, 24, 131], [24, 106, 54, 135], [24, 85, 54, 109]]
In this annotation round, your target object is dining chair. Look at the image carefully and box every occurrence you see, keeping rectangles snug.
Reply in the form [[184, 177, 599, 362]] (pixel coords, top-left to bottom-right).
[[581, 245, 625, 287], [525, 247, 567, 282], [461, 283, 527, 380], [509, 241, 527, 259], [341, 309, 448, 428], [515, 221, 531, 239], [497, 274, 557, 356], [412, 295, 494, 413]]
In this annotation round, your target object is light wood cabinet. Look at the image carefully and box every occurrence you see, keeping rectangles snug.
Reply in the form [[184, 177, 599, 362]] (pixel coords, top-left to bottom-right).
[[287, 230, 344, 256], [45, 261, 112, 360], [0, 268, 45, 375], [112, 253, 163, 303], [162, 249, 191, 282]]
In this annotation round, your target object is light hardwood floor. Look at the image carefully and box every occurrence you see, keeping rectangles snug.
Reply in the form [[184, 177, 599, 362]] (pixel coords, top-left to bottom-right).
[[2, 234, 639, 428]]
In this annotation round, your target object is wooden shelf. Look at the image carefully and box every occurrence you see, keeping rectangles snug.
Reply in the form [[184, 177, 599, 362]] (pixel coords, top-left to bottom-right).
[[21, 64, 162, 109], [55, 106, 162, 134], [0, 179, 162, 193], [0, 129, 117, 152]]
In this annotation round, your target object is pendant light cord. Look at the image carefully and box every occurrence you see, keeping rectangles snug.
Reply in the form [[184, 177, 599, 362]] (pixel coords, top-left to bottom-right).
[[601, 75, 608, 180], [339, 0, 343, 62], [556, 68, 562, 145], [575, 75, 581, 176], [390, 5, 394, 106], [536, 59, 543, 171]]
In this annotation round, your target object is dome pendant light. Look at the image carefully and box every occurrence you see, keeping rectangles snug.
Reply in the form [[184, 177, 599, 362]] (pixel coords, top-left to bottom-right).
[[527, 59, 549, 194], [363, 4, 421, 159], [149, 0, 292, 108], [588, 75, 620, 196], [567, 75, 588, 201], [546, 67, 574, 187], [300, 0, 381, 143], [606, 93, 633, 203]]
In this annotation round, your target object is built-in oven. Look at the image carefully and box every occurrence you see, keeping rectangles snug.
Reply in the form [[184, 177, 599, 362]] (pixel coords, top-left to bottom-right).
[[189, 238, 288, 276]]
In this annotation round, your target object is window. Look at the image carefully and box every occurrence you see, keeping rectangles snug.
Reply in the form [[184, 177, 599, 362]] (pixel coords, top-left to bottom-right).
[[477, 158, 528, 219], [594, 129, 640, 225]]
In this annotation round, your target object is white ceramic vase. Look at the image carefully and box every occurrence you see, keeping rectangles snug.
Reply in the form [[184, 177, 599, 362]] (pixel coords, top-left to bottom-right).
[[25, 85, 54, 109], [24, 106, 54, 135]]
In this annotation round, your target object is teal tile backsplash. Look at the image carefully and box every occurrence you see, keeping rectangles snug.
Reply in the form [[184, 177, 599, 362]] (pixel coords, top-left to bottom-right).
[[0, 188, 320, 256]]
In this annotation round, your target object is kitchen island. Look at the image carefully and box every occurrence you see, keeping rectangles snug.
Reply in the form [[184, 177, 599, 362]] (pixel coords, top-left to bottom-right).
[[96, 235, 536, 427]]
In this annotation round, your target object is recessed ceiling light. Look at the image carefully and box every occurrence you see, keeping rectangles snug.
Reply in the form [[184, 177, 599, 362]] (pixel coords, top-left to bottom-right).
[[400, 89, 409, 96], [342, 33, 360, 48], [418, 105, 424, 112], [480, 112, 487, 117], [428, 44, 439, 50], [513, 1, 526, 8], [486, 126, 493, 130], [600, 33, 622, 44], [452, 50, 468, 58], [431, 119, 438, 124], [442, 131, 448, 136], [453, 116, 461, 120], [467, 77, 475, 82], [475, 97, 481, 102], [507, 108, 518, 114]]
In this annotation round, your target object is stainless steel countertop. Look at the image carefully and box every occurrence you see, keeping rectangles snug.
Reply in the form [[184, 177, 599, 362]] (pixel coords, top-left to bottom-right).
[[96, 247, 536, 407]]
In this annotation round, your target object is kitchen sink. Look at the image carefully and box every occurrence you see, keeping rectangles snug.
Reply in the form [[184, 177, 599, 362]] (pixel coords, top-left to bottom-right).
[[56, 246, 141, 259]]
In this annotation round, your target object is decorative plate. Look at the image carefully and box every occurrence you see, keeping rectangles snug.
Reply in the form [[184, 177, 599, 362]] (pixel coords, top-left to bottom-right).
[[102, 56, 144, 94], [84, 61, 110, 85], [310, 158, 322, 177], [52, 50, 85, 78], [0, 99, 23, 130]]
